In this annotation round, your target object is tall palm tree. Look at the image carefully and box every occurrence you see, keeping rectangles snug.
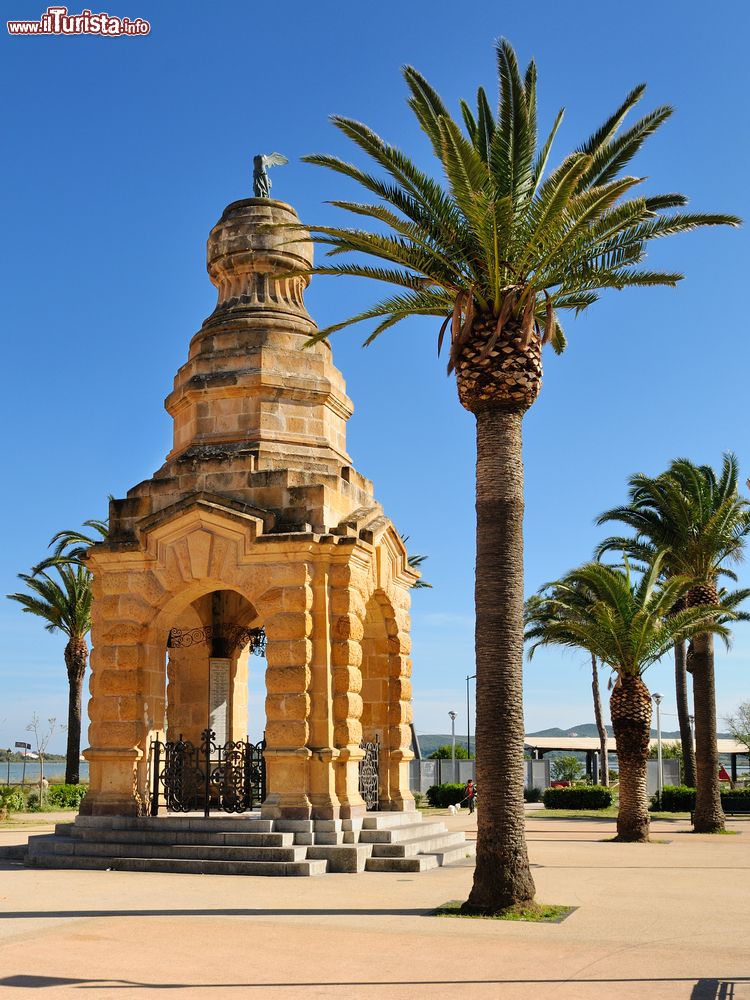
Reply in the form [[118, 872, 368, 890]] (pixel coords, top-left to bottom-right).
[[526, 559, 731, 841], [294, 40, 739, 911], [8, 565, 93, 784], [597, 456, 750, 831]]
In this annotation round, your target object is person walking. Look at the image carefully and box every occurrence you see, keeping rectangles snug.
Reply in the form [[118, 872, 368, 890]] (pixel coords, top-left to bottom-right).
[[464, 779, 477, 814]]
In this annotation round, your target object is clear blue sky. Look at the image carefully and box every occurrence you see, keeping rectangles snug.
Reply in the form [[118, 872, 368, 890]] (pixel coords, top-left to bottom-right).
[[1, 0, 748, 753]]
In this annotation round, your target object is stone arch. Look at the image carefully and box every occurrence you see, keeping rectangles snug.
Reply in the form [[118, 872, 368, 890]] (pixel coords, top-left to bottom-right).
[[163, 588, 261, 745], [360, 587, 414, 811], [107, 577, 262, 810]]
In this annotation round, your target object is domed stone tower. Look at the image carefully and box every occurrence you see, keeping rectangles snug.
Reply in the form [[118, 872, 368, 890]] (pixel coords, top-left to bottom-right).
[[82, 196, 417, 821]]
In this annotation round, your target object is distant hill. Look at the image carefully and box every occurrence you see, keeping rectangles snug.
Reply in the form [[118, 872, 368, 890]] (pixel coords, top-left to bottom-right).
[[414, 733, 471, 758], [414, 723, 731, 757], [526, 723, 731, 741]]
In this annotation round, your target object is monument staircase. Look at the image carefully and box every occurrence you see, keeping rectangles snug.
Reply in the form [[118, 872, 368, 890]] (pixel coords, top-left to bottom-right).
[[25, 811, 475, 876]]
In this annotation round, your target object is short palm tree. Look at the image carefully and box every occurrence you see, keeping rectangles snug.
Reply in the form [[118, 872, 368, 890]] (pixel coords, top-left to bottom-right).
[[595, 534, 697, 786], [526, 559, 731, 841], [295, 39, 739, 910], [597, 456, 750, 831], [400, 534, 432, 589], [8, 565, 93, 784]]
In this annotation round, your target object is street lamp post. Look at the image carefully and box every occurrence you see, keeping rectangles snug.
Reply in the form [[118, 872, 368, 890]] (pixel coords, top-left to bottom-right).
[[653, 693, 663, 807], [5, 750, 10, 786], [449, 711, 457, 783]]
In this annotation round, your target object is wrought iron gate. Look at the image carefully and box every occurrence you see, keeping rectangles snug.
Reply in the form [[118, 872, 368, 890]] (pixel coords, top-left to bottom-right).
[[358, 735, 379, 811], [150, 728, 265, 817]]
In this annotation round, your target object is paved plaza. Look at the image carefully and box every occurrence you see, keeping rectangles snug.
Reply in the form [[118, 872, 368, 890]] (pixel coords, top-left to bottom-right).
[[1, 810, 748, 999]]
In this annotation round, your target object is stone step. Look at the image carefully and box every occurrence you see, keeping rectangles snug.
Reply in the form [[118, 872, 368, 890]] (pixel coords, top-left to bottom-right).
[[26, 852, 328, 877], [73, 815, 273, 834], [361, 812, 422, 830], [30, 837, 307, 863], [0, 845, 28, 861], [424, 842, 476, 867], [305, 844, 373, 873], [67, 828, 294, 848], [364, 855, 439, 873], [358, 821, 447, 844], [272, 820, 314, 834], [370, 831, 467, 858]]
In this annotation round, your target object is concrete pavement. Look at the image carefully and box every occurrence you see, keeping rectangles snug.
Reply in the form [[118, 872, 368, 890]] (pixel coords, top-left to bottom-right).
[[0, 810, 748, 1000]]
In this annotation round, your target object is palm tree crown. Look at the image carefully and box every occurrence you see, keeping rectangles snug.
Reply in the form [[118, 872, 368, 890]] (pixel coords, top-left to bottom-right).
[[596, 454, 750, 592], [297, 39, 739, 370], [32, 518, 109, 574], [8, 564, 92, 640], [525, 559, 731, 677]]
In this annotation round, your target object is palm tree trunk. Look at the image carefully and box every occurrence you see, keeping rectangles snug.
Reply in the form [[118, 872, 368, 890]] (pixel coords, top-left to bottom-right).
[[674, 640, 696, 787], [610, 673, 651, 842], [463, 408, 535, 913], [64, 636, 88, 786], [591, 654, 609, 787], [691, 632, 725, 832]]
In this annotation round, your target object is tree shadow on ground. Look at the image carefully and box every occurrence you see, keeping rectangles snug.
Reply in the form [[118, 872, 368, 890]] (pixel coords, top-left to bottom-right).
[[0, 974, 747, 994]]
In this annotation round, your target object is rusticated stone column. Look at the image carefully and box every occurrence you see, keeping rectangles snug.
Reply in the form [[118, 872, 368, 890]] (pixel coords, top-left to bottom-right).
[[257, 561, 313, 819], [386, 588, 416, 811], [329, 558, 368, 819]]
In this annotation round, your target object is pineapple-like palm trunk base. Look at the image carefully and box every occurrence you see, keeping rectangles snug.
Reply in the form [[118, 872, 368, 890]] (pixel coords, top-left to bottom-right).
[[611, 674, 652, 842], [691, 632, 725, 832], [463, 407, 536, 913]]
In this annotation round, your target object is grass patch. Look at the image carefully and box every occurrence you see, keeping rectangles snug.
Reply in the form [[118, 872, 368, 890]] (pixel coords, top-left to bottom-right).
[[433, 900, 574, 923], [529, 807, 618, 819], [599, 836, 671, 844], [530, 807, 691, 821]]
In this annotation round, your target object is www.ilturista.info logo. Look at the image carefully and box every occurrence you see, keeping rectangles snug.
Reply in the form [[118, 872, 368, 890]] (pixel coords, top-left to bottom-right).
[[8, 6, 150, 35]]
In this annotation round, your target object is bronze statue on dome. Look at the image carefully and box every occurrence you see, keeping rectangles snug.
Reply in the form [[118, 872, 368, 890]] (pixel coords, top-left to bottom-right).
[[252, 152, 288, 198]]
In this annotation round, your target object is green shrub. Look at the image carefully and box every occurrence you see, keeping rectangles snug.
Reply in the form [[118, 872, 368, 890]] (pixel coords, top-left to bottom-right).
[[412, 791, 425, 809], [542, 785, 612, 810], [524, 787, 543, 803], [650, 786, 750, 812], [0, 786, 25, 813], [46, 784, 87, 809], [650, 785, 695, 811], [723, 788, 750, 809], [26, 790, 42, 811], [426, 783, 466, 808]]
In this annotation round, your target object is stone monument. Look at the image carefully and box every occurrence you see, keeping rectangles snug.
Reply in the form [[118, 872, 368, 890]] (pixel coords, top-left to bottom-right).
[[81, 195, 418, 820]]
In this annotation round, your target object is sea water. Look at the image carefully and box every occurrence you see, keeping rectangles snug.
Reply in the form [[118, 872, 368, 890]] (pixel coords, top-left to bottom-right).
[[2, 762, 90, 785]]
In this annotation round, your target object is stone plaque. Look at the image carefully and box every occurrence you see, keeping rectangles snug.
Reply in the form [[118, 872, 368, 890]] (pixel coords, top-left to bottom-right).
[[209, 658, 230, 746]]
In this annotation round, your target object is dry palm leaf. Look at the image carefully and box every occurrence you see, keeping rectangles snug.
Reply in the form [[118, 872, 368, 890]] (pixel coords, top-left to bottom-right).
[[478, 290, 516, 361]]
